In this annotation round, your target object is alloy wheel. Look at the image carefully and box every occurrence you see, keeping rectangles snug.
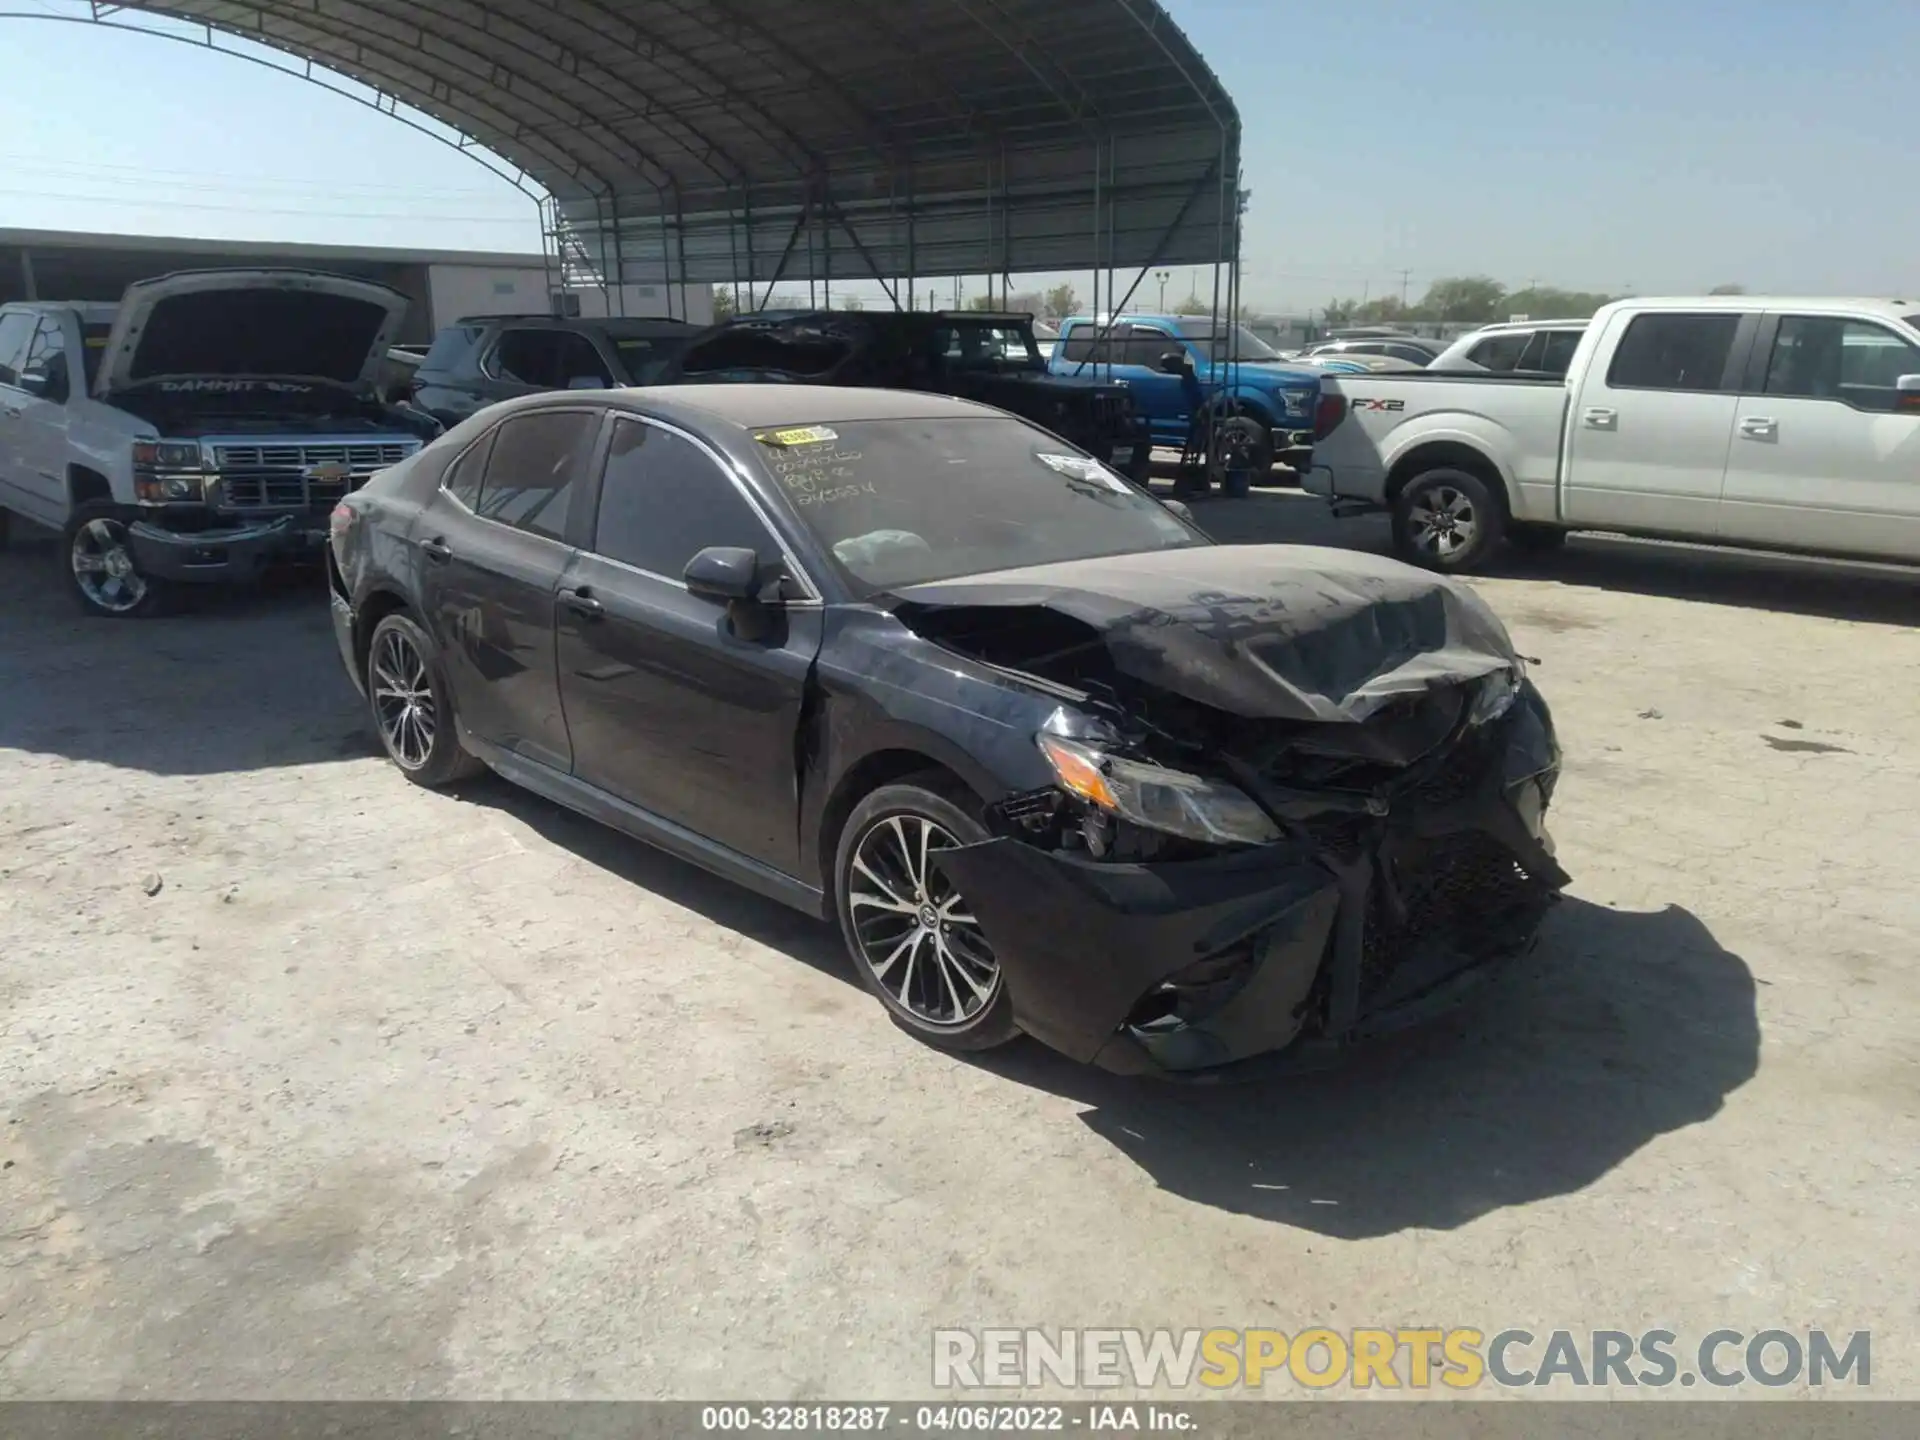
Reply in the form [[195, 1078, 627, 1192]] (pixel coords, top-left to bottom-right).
[[1407, 485, 1479, 558], [847, 813, 999, 1028], [70, 518, 148, 614], [371, 627, 437, 770]]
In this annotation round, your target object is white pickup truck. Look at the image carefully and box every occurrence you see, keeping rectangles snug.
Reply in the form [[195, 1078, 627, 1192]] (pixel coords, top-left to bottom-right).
[[0, 269, 437, 616], [1303, 295, 1920, 572]]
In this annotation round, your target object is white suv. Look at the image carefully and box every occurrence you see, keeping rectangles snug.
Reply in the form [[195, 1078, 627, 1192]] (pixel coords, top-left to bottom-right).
[[1428, 319, 1589, 377]]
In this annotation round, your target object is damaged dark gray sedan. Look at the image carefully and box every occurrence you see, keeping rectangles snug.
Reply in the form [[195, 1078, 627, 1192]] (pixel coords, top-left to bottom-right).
[[328, 386, 1566, 1079]]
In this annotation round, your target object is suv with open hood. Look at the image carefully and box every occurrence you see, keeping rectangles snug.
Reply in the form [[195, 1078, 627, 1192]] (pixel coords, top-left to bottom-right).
[[0, 268, 439, 617]]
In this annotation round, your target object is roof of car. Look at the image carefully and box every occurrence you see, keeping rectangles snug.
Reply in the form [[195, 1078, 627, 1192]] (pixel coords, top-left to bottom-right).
[[451, 313, 697, 334], [512, 382, 1004, 429]]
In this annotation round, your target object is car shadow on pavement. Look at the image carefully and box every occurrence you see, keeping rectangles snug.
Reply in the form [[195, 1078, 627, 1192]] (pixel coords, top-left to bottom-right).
[[460, 775, 855, 981], [973, 897, 1759, 1240]]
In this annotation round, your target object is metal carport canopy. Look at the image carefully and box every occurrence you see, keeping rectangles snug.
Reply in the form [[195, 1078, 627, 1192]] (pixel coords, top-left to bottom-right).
[[112, 0, 1241, 292]]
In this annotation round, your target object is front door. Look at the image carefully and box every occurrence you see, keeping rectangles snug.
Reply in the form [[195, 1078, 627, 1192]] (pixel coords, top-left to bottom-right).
[[1561, 309, 1753, 535], [1116, 324, 1198, 446], [1719, 313, 1920, 560], [556, 415, 822, 875], [413, 407, 601, 770], [11, 318, 76, 523]]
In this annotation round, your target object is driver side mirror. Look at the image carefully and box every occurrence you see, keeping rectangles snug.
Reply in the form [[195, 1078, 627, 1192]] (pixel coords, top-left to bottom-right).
[[1157, 350, 1194, 377], [685, 545, 781, 643], [683, 544, 760, 601], [1897, 374, 1920, 412]]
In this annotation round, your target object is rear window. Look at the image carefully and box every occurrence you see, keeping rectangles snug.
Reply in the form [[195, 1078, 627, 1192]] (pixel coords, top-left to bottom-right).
[[421, 324, 483, 372], [1467, 334, 1528, 371], [1605, 313, 1741, 392]]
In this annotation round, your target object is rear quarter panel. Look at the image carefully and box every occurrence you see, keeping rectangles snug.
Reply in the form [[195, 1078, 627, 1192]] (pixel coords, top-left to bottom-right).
[[1310, 376, 1569, 522]]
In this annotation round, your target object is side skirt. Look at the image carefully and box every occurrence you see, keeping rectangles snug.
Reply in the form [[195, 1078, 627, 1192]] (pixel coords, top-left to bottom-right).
[[465, 732, 830, 921]]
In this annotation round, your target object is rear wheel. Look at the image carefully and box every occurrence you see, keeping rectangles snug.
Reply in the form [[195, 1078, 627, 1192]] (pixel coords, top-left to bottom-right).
[[366, 611, 485, 788], [1391, 467, 1506, 572], [833, 779, 1018, 1052], [63, 502, 171, 618]]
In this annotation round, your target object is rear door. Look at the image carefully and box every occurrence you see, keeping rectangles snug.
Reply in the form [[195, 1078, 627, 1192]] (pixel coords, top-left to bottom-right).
[[1718, 312, 1920, 559], [555, 415, 823, 875], [1561, 309, 1755, 535], [412, 407, 601, 770]]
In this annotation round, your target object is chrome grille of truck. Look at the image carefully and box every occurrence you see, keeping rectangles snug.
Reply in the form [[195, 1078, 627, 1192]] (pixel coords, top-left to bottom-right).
[[212, 440, 420, 509]]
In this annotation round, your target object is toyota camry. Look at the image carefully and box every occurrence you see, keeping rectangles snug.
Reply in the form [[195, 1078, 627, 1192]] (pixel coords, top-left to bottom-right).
[[327, 385, 1566, 1078]]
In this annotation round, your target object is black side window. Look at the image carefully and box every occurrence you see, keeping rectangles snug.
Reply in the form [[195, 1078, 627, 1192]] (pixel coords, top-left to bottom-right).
[[421, 324, 484, 373], [442, 430, 495, 508], [1606, 314, 1741, 392], [1060, 327, 1121, 364], [1122, 328, 1177, 367], [475, 410, 599, 541], [1467, 334, 1528, 371], [23, 319, 70, 402], [593, 418, 774, 578], [0, 312, 36, 387], [493, 330, 564, 387], [553, 332, 613, 388], [1539, 331, 1582, 377], [1515, 332, 1549, 371], [1763, 316, 1920, 412]]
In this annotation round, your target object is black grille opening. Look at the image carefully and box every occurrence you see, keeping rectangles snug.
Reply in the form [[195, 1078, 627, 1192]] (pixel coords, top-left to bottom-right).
[[1360, 832, 1542, 1004]]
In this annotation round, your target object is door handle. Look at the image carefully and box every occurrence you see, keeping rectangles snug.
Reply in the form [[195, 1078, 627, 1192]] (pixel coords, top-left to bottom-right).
[[417, 536, 452, 562], [1739, 416, 1778, 439], [560, 587, 604, 620], [1581, 407, 1618, 430]]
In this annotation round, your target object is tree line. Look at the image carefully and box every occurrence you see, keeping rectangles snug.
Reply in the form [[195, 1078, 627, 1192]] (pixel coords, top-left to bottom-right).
[[1323, 277, 1748, 326]]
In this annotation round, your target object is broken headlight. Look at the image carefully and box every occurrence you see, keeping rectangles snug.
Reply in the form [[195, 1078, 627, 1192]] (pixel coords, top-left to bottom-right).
[[1466, 664, 1522, 728], [1035, 733, 1281, 848]]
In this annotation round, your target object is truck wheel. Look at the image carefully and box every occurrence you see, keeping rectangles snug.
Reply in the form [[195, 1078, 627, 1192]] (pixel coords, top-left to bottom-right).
[[63, 502, 172, 618], [1391, 467, 1506, 572], [1208, 415, 1273, 499]]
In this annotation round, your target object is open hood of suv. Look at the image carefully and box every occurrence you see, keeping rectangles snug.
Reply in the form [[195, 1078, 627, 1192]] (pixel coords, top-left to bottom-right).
[[95, 269, 410, 399]]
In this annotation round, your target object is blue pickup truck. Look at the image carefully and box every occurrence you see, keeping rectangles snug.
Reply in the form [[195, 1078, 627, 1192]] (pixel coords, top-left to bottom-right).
[[1047, 313, 1325, 495]]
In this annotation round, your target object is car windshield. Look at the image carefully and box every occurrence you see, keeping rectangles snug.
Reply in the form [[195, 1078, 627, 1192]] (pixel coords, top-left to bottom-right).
[[748, 416, 1205, 592], [1172, 320, 1281, 362], [613, 335, 691, 385]]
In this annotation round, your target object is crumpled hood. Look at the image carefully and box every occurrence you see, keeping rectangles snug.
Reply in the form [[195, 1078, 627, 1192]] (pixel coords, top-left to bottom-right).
[[96, 268, 409, 398], [891, 544, 1518, 723]]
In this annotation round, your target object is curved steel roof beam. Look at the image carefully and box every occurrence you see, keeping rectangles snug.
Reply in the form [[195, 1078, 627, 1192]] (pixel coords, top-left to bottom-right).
[[0, 9, 547, 198], [942, 0, 1102, 131], [697, 0, 907, 165], [437, 0, 752, 184], [207, 0, 667, 190], [835, 0, 999, 146], [550, 0, 825, 177]]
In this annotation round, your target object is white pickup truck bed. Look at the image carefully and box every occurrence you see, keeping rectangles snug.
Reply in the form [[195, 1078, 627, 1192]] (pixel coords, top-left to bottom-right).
[[1303, 295, 1920, 572]]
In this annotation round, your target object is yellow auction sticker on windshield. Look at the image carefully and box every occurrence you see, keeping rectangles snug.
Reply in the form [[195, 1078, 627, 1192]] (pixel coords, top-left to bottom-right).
[[756, 425, 838, 447]]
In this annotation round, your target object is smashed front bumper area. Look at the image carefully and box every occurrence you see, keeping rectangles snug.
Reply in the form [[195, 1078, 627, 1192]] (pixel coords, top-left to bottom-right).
[[938, 686, 1567, 1079], [129, 511, 330, 583]]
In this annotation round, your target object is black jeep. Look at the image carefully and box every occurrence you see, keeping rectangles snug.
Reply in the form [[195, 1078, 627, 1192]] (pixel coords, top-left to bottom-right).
[[667, 310, 1151, 481]]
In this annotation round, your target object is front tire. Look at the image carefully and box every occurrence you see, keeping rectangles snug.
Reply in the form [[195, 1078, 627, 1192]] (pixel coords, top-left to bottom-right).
[[366, 611, 485, 788], [63, 502, 172, 618], [833, 779, 1018, 1052], [1208, 414, 1273, 499], [1391, 467, 1506, 572]]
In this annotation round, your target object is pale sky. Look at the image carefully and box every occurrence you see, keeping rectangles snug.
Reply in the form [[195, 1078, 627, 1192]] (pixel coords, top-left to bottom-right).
[[2, 0, 1915, 312]]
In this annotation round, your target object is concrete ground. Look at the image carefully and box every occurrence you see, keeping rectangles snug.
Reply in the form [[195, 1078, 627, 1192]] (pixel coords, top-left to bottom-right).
[[2, 495, 1916, 1400]]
